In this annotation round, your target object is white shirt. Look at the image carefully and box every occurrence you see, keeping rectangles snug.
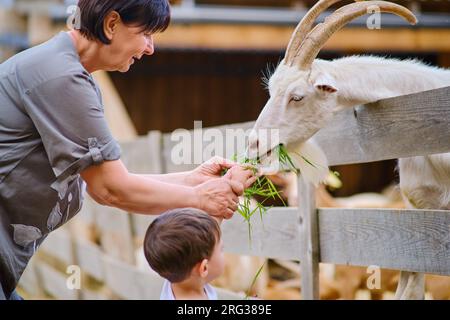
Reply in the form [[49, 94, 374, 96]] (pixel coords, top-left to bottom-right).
[[160, 280, 218, 300]]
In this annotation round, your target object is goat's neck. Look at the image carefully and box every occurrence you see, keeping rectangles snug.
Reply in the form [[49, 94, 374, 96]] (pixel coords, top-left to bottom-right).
[[314, 57, 450, 109]]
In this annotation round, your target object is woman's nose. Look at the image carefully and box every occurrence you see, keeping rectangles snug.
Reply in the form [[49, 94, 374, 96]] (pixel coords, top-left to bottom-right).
[[144, 35, 155, 56]]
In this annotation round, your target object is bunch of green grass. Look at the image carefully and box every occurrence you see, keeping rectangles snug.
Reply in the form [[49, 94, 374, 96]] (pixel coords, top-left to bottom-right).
[[276, 144, 299, 173], [232, 145, 340, 299], [224, 145, 302, 243], [237, 171, 285, 243]]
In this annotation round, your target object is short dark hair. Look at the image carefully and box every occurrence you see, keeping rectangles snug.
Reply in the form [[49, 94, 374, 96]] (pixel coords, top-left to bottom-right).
[[144, 208, 221, 283], [77, 0, 171, 44]]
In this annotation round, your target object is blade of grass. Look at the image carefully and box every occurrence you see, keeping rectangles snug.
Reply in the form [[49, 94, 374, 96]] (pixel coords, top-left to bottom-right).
[[245, 262, 266, 300]]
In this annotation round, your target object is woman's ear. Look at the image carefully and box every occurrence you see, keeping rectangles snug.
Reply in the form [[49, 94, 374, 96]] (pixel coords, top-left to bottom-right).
[[198, 259, 209, 279], [103, 11, 121, 41]]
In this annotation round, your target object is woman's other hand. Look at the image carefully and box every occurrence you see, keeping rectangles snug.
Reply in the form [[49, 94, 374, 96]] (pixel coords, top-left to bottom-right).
[[189, 156, 237, 186], [223, 165, 257, 189], [194, 178, 244, 220]]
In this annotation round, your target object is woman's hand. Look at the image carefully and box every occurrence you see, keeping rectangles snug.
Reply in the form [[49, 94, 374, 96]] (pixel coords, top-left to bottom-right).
[[194, 178, 244, 220], [188, 156, 237, 186], [223, 165, 257, 189]]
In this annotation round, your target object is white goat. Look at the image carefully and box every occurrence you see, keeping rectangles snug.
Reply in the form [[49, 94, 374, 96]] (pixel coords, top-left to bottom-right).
[[250, 0, 450, 299]]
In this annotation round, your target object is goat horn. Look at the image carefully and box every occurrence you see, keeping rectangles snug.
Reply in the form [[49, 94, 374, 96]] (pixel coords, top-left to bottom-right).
[[285, 0, 354, 65], [294, 1, 417, 70]]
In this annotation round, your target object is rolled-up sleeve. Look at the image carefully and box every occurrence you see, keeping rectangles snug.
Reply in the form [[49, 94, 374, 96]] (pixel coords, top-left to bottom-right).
[[22, 73, 121, 197]]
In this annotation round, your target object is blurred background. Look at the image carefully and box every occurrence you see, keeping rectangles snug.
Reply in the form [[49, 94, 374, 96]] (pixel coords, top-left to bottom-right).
[[1, 0, 450, 300]]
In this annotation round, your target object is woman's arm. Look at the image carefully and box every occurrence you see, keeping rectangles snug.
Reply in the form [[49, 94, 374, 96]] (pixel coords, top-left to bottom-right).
[[141, 172, 197, 187], [141, 156, 239, 187], [80, 159, 243, 218]]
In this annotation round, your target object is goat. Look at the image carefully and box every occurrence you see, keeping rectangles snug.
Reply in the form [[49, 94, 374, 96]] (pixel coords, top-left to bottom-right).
[[249, 0, 450, 299]]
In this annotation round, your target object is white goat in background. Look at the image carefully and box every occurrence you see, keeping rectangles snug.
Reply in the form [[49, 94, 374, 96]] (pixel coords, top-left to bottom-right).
[[249, 0, 450, 299]]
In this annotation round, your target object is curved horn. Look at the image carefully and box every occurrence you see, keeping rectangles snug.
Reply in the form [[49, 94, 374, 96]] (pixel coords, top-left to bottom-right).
[[294, 1, 417, 70], [285, 0, 351, 65]]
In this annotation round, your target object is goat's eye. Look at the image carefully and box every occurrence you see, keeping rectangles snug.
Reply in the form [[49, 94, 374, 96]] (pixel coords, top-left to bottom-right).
[[290, 95, 304, 103]]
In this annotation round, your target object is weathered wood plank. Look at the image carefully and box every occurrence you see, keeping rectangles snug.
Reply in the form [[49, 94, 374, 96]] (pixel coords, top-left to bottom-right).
[[38, 228, 73, 265], [314, 86, 450, 165], [94, 206, 135, 265], [221, 208, 300, 260], [120, 131, 163, 174], [102, 255, 164, 300], [35, 263, 79, 300], [17, 255, 42, 297], [319, 208, 450, 275], [298, 178, 319, 300], [222, 207, 450, 276], [162, 122, 254, 174], [76, 195, 96, 227], [69, 195, 98, 243], [131, 214, 157, 243], [123, 131, 163, 241], [73, 239, 104, 282]]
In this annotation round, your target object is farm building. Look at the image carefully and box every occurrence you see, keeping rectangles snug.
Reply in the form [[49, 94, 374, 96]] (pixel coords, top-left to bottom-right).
[[0, 0, 450, 301]]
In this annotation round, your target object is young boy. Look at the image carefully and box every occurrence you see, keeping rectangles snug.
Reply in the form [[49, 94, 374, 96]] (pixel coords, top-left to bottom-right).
[[144, 165, 254, 300], [144, 208, 223, 300]]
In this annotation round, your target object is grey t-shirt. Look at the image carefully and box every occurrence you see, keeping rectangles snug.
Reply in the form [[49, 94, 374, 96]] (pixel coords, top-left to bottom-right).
[[0, 32, 121, 299]]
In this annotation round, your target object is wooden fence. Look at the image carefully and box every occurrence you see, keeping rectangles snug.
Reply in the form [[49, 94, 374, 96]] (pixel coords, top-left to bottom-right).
[[18, 86, 450, 300]]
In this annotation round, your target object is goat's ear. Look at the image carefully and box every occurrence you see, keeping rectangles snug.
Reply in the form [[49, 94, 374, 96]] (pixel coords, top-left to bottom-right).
[[314, 73, 338, 94]]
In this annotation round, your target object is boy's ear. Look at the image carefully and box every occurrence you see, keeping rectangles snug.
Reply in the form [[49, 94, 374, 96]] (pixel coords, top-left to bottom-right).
[[198, 259, 209, 278]]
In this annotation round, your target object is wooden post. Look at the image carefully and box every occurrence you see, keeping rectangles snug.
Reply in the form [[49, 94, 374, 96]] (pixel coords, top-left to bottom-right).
[[92, 71, 138, 142], [0, 7, 26, 61], [27, 12, 55, 46], [297, 176, 320, 300]]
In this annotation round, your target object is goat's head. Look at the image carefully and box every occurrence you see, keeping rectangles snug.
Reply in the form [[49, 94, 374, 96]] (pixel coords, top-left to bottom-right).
[[249, 0, 417, 173]]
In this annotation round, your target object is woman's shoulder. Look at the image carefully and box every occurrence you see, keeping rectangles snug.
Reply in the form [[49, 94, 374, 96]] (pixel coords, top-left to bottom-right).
[[9, 32, 89, 92]]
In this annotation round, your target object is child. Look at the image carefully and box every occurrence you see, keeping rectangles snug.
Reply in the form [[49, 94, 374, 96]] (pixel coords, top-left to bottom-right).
[[144, 165, 254, 300], [144, 208, 223, 300]]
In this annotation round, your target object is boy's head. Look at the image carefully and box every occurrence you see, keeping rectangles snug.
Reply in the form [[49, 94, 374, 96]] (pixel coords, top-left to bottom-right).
[[144, 208, 224, 283]]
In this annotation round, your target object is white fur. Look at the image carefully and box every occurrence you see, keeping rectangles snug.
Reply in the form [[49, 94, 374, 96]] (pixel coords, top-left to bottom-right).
[[290, 140, 329, 187]]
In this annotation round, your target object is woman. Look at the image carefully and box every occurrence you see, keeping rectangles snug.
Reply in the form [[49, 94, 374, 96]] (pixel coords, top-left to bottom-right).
[[0, 0, 254, 300]]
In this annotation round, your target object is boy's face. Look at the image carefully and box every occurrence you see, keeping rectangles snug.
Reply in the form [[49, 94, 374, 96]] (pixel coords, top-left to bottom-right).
[[206, 239, 225, 282]]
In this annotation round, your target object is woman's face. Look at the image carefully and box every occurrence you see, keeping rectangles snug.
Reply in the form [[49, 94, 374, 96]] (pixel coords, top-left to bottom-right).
[[106, 23, 155, 72]]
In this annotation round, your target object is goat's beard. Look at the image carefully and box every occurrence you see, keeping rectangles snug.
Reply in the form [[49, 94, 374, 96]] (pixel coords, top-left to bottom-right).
[[288, 140, 329, 187]]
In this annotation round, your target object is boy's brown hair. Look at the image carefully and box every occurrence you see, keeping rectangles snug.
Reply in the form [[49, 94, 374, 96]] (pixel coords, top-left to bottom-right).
[[143, 208, 221, 283]]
